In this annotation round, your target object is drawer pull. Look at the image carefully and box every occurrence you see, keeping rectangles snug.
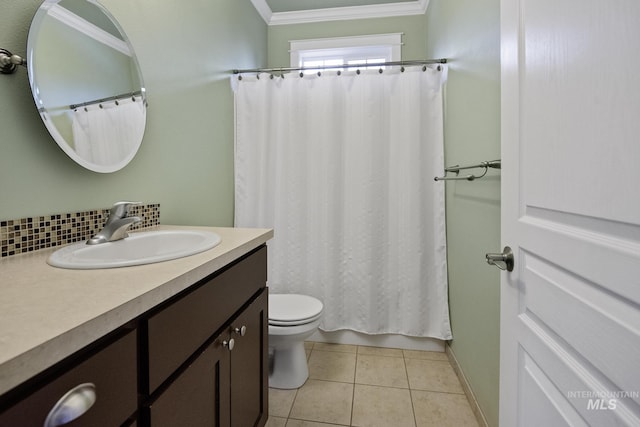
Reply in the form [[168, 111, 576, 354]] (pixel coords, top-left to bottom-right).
[[223, 338, 235, 351], [233, 325, 247, 337], [44, 383, 96, 427]]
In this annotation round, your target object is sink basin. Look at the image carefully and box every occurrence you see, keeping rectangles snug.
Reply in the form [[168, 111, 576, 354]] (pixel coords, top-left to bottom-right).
[[48, 230, 222, 269]]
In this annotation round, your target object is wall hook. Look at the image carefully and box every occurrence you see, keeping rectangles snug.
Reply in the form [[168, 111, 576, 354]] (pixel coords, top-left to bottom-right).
[[0, 48, 26, 74]]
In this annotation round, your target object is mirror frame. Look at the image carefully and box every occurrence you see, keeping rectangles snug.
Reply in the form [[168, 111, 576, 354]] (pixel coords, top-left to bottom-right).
[[27, 0, 147, 173]]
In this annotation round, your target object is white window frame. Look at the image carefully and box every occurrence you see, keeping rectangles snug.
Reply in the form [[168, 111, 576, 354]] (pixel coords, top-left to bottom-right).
[[289, 33, 402, 68]]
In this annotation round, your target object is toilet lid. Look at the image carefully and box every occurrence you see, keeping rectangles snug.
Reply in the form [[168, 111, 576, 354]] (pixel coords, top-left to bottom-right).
[[269, 293, 323, 325]]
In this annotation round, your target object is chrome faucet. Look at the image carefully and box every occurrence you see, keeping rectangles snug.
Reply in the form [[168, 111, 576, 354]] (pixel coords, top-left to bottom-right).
[[87, 201, 142, 245]]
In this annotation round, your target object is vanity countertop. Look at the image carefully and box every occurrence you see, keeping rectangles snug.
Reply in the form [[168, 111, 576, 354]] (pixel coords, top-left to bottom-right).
[[0, 225, 273, 395]]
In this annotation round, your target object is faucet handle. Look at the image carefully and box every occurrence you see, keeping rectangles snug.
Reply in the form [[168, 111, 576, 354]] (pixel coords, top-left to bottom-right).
[[110, 201, 142, 219]]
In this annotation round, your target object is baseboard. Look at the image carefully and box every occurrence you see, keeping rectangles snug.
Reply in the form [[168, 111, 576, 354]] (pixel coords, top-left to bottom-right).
[[446, 344, 490, 427], [310, 329, 445, 351]]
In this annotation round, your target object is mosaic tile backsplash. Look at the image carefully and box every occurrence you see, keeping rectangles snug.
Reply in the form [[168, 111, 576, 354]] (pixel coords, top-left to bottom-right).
[[1, 204, 160, 258]]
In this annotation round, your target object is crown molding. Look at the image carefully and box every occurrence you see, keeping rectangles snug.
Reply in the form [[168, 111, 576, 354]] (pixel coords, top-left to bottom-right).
[[251, 0, 429, 26], [47, 4, 131, 56], [250, 0, 273, 24]]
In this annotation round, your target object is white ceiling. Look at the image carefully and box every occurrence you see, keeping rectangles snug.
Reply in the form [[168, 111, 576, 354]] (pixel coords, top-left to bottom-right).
[[250, 0, 429, 25]]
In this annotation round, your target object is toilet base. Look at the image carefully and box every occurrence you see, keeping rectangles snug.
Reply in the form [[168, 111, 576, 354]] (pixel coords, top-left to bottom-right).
[[269, 339, 309, 389]]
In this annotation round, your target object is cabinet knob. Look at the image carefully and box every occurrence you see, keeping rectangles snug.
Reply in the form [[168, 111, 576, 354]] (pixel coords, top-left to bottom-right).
[[44, 383, 96, 427], [233, 325, 247, 336], [223, 338, 235, 351]]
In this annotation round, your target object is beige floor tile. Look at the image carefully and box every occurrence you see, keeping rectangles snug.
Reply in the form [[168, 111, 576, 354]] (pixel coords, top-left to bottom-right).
[[358, 345, 404, 357], [275, 343, 476, 427], [266, 416, 288, 427], [405, 359, 464, 394], [289, 380, 354, 425], [308, 350, 356, 383], [355, 354, 408, 388], [286, 419, 349, 427], [269, 388, 298, 418], [352, 384, 415, 427], [412, 390, 479, 427], [312, 342, 358, 353], [403, 349, 448, 361]]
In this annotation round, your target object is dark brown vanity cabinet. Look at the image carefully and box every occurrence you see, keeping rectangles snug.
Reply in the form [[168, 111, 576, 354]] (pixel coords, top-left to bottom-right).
[[148, 289, 268, 427], [0, 244, 268, 427], [144, 245, 268, 427]]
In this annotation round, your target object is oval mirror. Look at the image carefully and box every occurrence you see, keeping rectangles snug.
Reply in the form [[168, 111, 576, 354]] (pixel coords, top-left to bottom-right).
[[27, 0, 147, 173]]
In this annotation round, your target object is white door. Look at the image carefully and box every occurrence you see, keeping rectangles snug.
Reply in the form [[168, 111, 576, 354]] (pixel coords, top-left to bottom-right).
[[500, 0, 640, 426]]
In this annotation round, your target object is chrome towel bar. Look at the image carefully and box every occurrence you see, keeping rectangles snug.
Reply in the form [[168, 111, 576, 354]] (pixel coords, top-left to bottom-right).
[[434, 159, 501, 182]]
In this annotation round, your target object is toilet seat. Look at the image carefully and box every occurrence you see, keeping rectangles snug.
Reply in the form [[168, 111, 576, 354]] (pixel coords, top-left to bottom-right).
[[269, 294, 323, 326]]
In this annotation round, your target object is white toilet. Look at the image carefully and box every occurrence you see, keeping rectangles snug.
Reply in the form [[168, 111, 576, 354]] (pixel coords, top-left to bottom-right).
[[268, 293, 324, 389]]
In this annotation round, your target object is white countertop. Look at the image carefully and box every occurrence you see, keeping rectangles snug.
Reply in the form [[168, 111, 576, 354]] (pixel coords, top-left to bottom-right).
[[0, 225, 273, 395]]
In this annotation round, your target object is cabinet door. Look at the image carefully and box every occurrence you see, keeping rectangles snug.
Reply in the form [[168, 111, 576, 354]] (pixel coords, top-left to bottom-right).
[[230, 289, 268, 427], [149, 337, 231, 427], [147, 246, 267, 393]]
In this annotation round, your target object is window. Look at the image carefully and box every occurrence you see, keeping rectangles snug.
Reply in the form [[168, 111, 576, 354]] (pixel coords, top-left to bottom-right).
[[290, 33, 402, 72]]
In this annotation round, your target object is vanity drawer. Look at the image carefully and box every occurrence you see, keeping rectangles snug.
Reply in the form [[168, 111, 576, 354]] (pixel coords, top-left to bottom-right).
[[0, 329, 137, 426], [147, 246, 267, 392]]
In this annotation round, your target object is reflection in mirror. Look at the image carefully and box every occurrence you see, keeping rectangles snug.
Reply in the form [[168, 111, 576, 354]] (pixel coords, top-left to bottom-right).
[[27, 0, 147, 173]]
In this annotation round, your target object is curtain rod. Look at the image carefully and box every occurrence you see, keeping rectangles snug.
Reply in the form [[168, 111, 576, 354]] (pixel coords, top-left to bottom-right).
[[232, 58, 447, 75], [69, 90, 144, 110]]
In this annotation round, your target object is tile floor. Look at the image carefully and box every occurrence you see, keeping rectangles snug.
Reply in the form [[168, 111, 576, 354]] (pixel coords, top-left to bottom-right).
[[266, 342, 479, 427]]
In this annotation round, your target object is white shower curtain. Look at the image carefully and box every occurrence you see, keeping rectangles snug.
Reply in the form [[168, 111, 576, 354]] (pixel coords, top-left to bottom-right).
[[234, 67, 452, 339], [72, 98, 145, 166]]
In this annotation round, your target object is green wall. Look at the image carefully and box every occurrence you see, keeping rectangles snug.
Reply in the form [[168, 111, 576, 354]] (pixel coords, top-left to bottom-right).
[[267, 15, 427, 66], [425, 0, 501, 426], [0, 0, 267, 225]]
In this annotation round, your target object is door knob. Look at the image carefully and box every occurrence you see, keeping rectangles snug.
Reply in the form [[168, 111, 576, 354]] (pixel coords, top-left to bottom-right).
[[486, 246, 514, 272]]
